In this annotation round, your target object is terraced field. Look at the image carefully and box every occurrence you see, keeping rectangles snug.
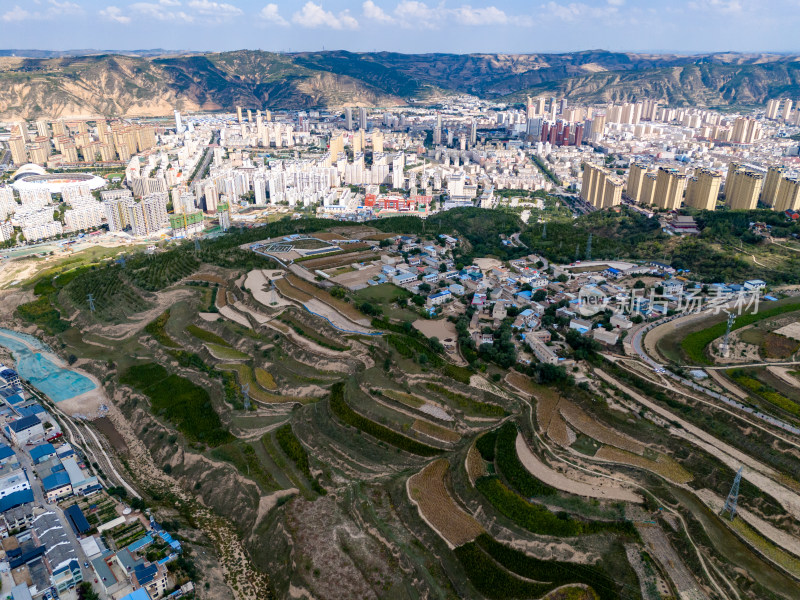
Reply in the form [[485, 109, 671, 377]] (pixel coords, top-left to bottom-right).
[[407, 459, 484, 548]]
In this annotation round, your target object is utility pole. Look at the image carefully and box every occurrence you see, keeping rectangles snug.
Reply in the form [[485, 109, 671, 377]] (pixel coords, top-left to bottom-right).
[[721, 467, 743, 520], [721, 311, 736, 358]]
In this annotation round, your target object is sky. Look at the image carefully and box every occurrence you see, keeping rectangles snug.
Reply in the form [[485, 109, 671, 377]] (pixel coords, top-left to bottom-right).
[[1, 0, 799, 54]]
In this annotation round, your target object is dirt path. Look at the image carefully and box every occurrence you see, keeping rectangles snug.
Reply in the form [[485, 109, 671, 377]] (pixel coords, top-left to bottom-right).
[[515, 433, 640, 502], [767, 366, 800, 388]]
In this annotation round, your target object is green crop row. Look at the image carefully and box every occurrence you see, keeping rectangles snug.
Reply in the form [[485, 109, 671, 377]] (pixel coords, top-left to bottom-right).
[[426, 383, 505, 418], [276, 424, 326, 495], [328, 383, 441, 457], [144, 310, 181, 348], [476, 477, 635, 538], [186, 324, 230, 347], [494, 422, 556, 498], [457, 534, 622, 600]]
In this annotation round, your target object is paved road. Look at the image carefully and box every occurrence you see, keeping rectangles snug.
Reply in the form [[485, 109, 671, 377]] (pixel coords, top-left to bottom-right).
[[189, 131, 219, 187], [630, 312, 800, 436]]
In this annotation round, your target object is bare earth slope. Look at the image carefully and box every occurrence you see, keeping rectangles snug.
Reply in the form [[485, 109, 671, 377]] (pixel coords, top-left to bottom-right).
[[2, 49, 800, 118]]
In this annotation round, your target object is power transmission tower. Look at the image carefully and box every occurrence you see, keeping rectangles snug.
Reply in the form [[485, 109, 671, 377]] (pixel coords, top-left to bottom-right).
[[242, 383, 250, 410], [721, 467, 743, 520], [117, 255, 126, 268], [575, 243, 580, 261], [87, 294, 96, 313], [721, 311, 736, 358], [585, 233, 593, 261], [194, 238, 201, 253], [541, 221, 546, 240]]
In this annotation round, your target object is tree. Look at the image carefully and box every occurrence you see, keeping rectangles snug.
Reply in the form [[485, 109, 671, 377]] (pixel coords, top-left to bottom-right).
[[533, 289, 547, 302], [633, 280, 646, 289], [556, 274, 568, 283], [418, 283, 432, 293], [67, 354, 78, 365]]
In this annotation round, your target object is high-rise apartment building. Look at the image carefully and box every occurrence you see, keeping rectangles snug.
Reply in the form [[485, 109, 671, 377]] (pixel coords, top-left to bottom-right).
[[684, 169, 721, 211], [203, 183, 219, 213], [730, 117, 761, 144], [372, 131, 384, 153], [653, 168, 687, 210], [766, 98, 781, 120], [626, 163, 649, 203], [726, 168, 763, 210], [127, 193, 168, 236], [345, 107, 353, 131], [237, 106, 243, 124], [359, 107, 367, 130], [774, 177, 800, 212], [8, 137, 27, 165], [102, 190, 135, 232], [761, 166, 785, 207], [581, 163, 622, 209]]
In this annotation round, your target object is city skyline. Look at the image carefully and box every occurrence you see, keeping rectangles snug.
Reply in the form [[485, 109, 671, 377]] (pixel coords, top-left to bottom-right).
[[1, 0, 800, 54]]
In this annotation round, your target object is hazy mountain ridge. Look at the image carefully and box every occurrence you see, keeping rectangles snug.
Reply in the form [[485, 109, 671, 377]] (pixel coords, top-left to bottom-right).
[[0, 49, 798, 119]]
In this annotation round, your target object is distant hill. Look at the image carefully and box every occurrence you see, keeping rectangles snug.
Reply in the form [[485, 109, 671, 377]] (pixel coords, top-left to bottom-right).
[[0, 49, 798, 119]]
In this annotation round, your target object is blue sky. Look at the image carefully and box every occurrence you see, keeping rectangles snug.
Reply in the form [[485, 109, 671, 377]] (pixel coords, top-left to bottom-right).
[[1, 0, 798, 54]]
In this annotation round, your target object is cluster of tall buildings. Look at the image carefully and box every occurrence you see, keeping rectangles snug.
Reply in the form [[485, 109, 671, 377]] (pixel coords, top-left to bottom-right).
[[101, 190, 169, 237], [7, 119, 158, 167], [580, 163, 623, 209]]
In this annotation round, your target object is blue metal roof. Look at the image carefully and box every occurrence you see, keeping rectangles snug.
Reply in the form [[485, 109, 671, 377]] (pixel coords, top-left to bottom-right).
[[42, 471, 70, 492], [29, 443, 55, 463], [0, 443, 15, 461], [64, 504, 91, 535], [8, 415, 40, 433]]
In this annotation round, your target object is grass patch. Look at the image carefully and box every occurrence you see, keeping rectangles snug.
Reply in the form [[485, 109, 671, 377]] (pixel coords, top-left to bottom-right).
[[187, 324, 230, 347], [210, 442, 278, 491], [120, 363, 232, 446], [728, 516, 800, 579], [329, 382, 441, 457], [207, 343, 249, 360], [727, 369, 800, 420], [681, 302, 800, 365], [255, 368, 277, 390]]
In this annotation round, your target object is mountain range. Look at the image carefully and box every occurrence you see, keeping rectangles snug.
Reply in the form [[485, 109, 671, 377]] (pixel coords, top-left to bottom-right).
[[1, 49, 799, 119]]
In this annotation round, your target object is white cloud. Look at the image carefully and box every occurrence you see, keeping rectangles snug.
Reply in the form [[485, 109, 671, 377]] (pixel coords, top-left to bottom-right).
[[453, 5, 509, 25], [393, 0, 438, 25], [99, 5, 132, 22], [2, 0, 81, 21], [2, 6, 31, 21], [364, 2, 520, 29], [689, 0, 742, 13], [291, 1, 359, 29], [129, 1, 194, 21], [259, 2, 288, 25], [187, 0, 242, 18], [363, 0, 394, 23]]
